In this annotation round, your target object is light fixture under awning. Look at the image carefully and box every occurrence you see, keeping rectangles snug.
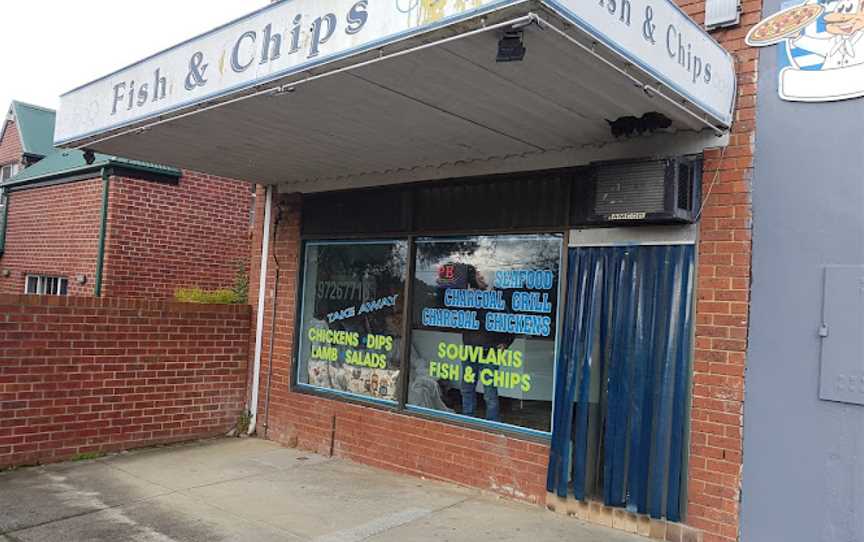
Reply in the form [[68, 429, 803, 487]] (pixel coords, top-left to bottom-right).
[[54, 0, 736, 186]]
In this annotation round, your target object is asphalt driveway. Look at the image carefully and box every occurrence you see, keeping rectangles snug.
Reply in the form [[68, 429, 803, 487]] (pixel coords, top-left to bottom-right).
[[0, 438, 644, 542]]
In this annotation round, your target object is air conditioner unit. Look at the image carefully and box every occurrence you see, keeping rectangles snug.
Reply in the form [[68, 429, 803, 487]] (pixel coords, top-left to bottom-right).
[[571, 157, 702, 226]]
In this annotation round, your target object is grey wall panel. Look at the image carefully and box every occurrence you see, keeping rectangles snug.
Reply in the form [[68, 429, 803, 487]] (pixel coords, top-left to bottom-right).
[[742, 0, 864, 539], [820, 266, 864, 406]]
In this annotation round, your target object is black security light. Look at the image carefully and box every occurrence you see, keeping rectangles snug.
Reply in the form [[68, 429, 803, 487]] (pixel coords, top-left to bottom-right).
[[496, 31, 526, 62], [82, 149, 96, 165]]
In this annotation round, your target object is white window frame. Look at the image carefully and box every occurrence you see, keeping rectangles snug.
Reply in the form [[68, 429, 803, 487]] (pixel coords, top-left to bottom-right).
[[0, 163, 19, 182], [24, 275, 69, 296]]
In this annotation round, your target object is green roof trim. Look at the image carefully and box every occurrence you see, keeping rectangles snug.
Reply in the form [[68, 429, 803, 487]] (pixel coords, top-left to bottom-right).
[[2, 149, 181, 188], [1, 99, 180, 189], [8, 101, 57, 158]]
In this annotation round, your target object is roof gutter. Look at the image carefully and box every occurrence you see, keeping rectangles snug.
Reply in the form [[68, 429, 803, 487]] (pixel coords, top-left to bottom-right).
[[94, 167, 110, 297], [3, 160, 180, 191]]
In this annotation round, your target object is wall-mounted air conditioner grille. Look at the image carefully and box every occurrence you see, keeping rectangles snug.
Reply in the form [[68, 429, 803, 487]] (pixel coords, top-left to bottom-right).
[[595, 161, 667, 215], [571, 157, 702, 226], [677, 162, 695, 210]]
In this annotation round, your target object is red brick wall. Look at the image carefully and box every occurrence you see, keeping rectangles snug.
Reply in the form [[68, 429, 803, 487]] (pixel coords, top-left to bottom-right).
[[248, 190, 550, 502], [677, 2, 761, 541], [0, 171, 251, 299], [0, 179, 104, 296], [101, 171, 252, 299], [0, 294, 250, 469], [269, 393, 551, 501], [0, 119, 23, 166]]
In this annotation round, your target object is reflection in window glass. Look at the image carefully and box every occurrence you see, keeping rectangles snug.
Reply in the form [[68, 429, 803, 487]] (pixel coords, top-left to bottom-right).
[[408, 235, 562, 432], [296, 241, 408, 402]]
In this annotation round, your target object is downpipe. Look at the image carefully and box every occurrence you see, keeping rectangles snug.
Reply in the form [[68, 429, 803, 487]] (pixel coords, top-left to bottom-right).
[[248, 185, 273, 435]]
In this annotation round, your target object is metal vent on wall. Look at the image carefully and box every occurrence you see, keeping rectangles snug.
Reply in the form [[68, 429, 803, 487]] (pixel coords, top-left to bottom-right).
[[413, 172, 573, 232], [677, 162, 694, 211], [571, 157, 702, 226], [594, 161, 667, 215], [705, 0, 741, 29]]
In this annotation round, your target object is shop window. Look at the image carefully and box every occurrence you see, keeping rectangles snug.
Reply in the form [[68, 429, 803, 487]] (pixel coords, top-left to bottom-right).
[[408, 234, 562, 432], [25, 275, 69, 296], [295, 240, 408, 403], [292, 168, 698, 449]]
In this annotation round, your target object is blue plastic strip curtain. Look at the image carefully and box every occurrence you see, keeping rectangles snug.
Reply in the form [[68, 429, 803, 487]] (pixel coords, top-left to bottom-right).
[[546, 244, 695, 521]]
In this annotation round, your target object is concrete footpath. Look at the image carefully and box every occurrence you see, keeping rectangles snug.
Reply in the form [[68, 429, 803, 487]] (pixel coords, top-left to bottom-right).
[[0, 438, 644, 542]]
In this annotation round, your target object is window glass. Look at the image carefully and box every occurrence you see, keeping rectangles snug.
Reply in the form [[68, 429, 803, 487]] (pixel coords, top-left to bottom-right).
[[408, 234, 562, 432], [0, 164, 18, 181], [296, 241, 408, 402], [24, 275, 69, 296]]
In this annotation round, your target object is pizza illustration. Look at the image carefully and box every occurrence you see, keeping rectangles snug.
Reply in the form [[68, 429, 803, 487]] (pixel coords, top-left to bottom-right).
[[746, 4, 824, 46]]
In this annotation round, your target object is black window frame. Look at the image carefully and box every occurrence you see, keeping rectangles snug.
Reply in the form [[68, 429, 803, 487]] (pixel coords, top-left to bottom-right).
[[294, 238, 410, 407], [292, 231, 567, 441]]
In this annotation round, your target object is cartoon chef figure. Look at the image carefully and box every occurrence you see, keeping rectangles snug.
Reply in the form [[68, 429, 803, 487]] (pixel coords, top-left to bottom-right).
[[793, 0, 864, 68]]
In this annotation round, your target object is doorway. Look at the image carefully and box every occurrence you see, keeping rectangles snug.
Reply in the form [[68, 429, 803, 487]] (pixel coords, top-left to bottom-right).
[[547, 238, 695, 522]]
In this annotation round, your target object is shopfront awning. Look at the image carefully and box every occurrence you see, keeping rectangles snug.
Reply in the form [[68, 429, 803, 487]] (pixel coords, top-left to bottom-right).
[[54, 0, 736, 187]]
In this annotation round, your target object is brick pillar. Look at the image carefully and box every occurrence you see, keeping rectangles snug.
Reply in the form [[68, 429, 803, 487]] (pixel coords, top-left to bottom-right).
[[247, 188, 302, 437], [682, 0, 761, 540]]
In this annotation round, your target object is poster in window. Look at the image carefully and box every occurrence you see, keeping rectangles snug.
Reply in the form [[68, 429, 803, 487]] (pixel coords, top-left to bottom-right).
[[408, 234, 562, 432], [296, 241, 408, 402]]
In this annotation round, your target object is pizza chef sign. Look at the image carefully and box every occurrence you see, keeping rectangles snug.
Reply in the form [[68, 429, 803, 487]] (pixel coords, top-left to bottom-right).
[[747, 0, 864, 101]]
